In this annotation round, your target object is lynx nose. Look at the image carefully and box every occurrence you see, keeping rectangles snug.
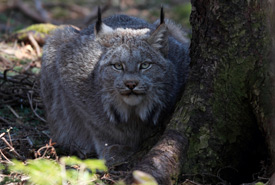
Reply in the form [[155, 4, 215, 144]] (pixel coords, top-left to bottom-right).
[[124, 80, 139, 90]]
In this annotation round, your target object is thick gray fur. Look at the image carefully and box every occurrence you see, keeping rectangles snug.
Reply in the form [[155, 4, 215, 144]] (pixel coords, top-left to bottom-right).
[[40, 13, 189, 165]]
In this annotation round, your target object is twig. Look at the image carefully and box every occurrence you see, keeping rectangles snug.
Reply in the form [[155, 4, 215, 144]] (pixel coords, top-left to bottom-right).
[[0, 134, 24, 160], [41, 145, 52, 158], [27, 91, 46, 123], [0, 132, 5, 138], [26, 136, 33, 147], [0, 116, 35, 131], [202, 173, 227, 184], [7, 127, 13, 147], [182, 179, 202, 185], [0, 72, 34, 86], [35, 140, 57, 159], [41, 130, 51, 138], [6, 105, 21, 119], [0, 149, 13, 164], [0, 116, 12, 125], [28, 33, 41, 56], [13, 40, 18, 49], [101, 174, 117, 184], [0, 72, 43, 109], [257, 176, 270, 180]]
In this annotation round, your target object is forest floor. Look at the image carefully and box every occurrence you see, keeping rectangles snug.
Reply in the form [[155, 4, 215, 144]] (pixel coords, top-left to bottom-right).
[[0, 0, 269, 185]]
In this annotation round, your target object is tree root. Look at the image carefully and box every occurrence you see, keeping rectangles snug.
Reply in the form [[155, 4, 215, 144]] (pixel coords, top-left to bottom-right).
[[126, 130, 188, 185]]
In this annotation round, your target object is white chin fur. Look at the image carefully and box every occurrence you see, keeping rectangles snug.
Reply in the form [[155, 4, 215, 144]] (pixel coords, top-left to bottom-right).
[[122, 95, 143, 106]]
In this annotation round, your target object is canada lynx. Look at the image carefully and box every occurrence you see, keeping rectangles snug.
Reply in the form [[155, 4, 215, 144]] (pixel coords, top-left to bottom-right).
[[40, 8, 189, 165]]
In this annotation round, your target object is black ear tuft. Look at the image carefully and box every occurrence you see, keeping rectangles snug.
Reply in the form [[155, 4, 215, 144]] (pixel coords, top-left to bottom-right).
[[160, 6, 165, 24], [94, 7, 113, 36], [147, 6, 168, 56], [95, 6, 102, 33]]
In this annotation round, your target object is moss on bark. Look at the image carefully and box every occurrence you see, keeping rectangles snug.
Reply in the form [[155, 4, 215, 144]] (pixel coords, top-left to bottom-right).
[[168, 1, 271, 183]]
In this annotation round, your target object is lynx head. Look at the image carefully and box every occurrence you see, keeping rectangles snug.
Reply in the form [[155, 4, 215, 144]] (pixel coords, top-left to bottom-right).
[[95, 7, 175, 124]]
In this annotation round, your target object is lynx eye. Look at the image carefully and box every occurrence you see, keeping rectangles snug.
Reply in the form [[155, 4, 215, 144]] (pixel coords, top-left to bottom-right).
[[112, 63, 123, 70], [140, 62, 151, 70]]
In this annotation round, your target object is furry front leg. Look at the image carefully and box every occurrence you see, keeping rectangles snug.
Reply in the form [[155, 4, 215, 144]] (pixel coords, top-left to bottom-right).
[[100, 144, 134, 167]]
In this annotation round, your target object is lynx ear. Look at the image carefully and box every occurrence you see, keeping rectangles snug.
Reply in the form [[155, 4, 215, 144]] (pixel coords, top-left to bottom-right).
[[147, 7, 168, 56], [95, 6, 113, 36]]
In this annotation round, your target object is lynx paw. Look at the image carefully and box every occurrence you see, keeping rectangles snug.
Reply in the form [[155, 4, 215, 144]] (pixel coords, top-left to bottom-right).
[[101, 144, 134, 167]]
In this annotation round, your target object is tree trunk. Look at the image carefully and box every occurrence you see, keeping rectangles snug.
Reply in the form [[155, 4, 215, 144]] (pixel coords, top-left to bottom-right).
[[180, 0, 272, 183], [131, 1, 274, 184], [270, 0, 275, 175]]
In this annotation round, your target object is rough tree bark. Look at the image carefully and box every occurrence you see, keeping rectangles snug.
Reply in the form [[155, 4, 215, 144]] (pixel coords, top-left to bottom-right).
[[270, 0, 275, 176], [131, 1, 274, 184]]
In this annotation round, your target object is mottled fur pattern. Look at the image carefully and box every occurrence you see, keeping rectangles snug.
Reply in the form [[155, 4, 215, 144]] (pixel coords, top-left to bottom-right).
[[40, 12, 189, 164]]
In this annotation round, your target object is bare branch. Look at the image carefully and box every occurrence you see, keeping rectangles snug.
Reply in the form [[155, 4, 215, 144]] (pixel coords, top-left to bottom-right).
[[27, 91, 46, 123], [0, 133, 25, 160]]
